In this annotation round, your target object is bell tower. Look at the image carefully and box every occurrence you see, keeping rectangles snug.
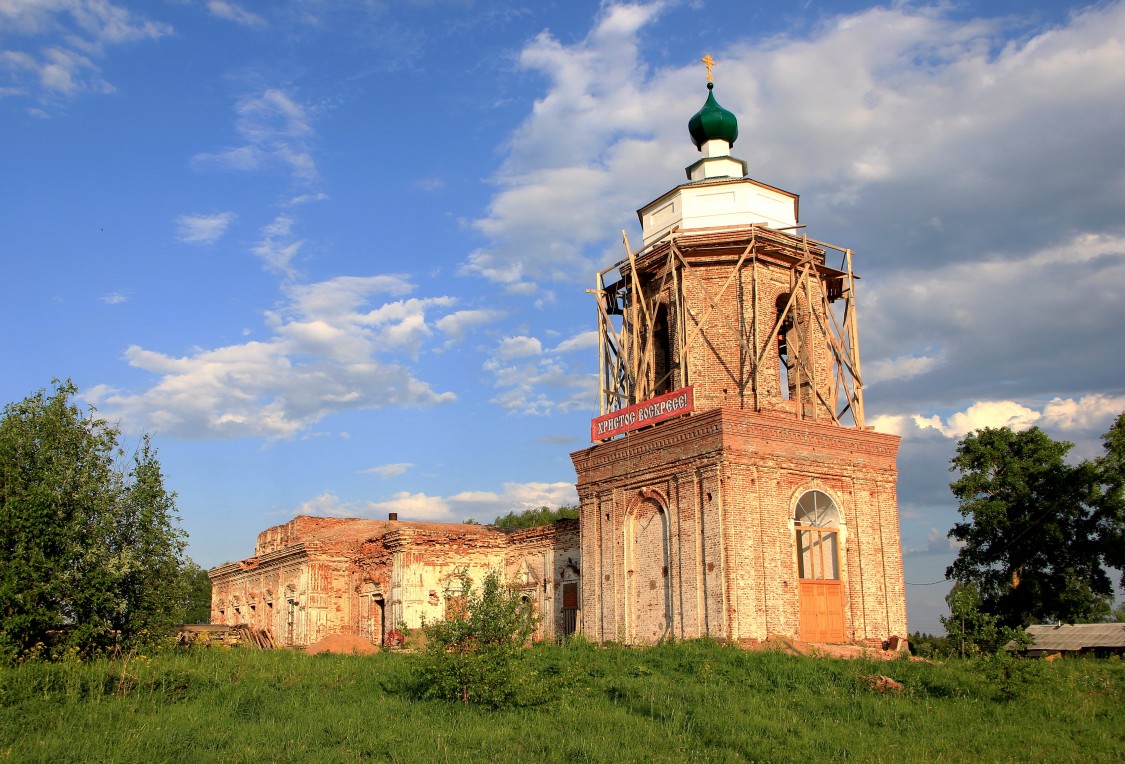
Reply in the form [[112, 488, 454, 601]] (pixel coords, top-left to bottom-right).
[[573, 59, 905, 647], [595, 71, 863, 425]]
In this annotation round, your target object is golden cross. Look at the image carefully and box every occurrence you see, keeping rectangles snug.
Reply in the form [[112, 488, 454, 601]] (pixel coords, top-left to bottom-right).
[[701, 54, 715, 83]]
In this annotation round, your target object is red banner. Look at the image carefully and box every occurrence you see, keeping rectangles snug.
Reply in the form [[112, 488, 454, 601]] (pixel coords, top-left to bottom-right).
[[591, 386, 694, 441]]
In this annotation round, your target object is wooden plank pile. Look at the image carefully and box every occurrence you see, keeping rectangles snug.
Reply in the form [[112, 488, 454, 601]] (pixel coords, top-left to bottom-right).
[[176, 624, 277, 649]]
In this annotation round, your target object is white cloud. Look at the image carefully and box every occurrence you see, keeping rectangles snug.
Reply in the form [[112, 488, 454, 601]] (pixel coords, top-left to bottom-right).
[[462, 2, 676, 286], [0, 0, 169, 105], [251, 214, 303, 277], [285, 192, 329, 206], [466, 0, 1125, 306], [1042, 394, 1125, 432], [483, 330, 597, 415], [370, 492, 453, 520], [207, 1, 265, 27], [360, 462, 414, 478], [880, 395, 1125, 443], [864, 353, 940, 385], [434, 308, 504, 346], [493, 335, 541, 360], [85, 274, 461, 440], [291, 492, 361, 518], [175, 211, 235, 245], [99, 291, 127, 305], [915, 401, 1042, 438], [446, 480, 579, 520], [552, 331, 598, 354], [862, 231, 1125, 411], [193, 88, 318, 183], [905, 527, 962, 557], [288, 480, 579, 524], [868, 414, 908, 437]]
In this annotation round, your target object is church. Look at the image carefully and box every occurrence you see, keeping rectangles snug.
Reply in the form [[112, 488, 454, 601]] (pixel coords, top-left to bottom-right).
[[210, 63, 906, 648]]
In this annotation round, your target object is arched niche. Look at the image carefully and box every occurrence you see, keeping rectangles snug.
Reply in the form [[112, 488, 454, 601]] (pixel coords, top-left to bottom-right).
[[624, 489, 672, 644]]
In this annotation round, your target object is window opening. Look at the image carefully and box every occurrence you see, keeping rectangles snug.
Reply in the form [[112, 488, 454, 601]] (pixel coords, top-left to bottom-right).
[[794, 490, 840, 580], [653, 304, 673, 396], [776, 293, 794, 400]]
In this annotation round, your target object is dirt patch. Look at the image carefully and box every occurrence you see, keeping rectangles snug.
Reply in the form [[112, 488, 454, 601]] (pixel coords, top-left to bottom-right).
[[739, 634, 906, 661], [305, 633, 379, 655]]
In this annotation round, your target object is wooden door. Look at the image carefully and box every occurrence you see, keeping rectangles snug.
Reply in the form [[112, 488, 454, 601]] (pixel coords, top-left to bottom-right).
[[795, 521, 846, 643], [798, 579, 846, 642]]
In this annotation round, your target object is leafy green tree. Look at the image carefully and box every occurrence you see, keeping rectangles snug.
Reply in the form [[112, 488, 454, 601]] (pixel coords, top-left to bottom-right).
[[176, 561, 213, 625], [418, 568, 537, 707], [1094, 413, 1125, 573], [0, 382, 187, 661], [946, 423, 1122, 629], [494, 504, 579, 529], [941, 582, 1025, 656]]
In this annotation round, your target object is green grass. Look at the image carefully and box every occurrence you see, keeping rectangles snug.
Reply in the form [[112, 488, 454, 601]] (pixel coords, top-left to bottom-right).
[[1, 640, 1122, 763]]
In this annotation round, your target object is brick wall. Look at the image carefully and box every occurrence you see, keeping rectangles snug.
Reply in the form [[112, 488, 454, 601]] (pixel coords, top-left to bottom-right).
[[210, 517, 581, 646], [573, 406, 904, 645]]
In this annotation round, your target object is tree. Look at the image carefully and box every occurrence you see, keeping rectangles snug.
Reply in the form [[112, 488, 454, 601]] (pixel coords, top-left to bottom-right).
[[493, 504, 579, 529], [176, 561, 213, 625], [1094, 413, 1125, 573], [0, 382, 188, 661], [418, 568, 537, 707], [946, 422, 1123, 629], [941, 582, 1024, 656]]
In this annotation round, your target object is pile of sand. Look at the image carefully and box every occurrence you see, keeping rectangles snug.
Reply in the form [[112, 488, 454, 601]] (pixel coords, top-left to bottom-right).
[[305, 633, 380, 655]]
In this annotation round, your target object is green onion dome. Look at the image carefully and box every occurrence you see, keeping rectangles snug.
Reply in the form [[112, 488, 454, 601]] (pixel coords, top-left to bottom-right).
[[688, 82, 738, 150]]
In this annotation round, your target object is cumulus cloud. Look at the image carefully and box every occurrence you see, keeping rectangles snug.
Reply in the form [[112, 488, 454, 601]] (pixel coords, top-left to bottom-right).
[[176, 211, 235, 245], [434, 309, 505, 346], [0, 0, 169, 105], [193, 88, 318, 183], [483, 330, 597, 416], [448, 481, 578, 518], [1042, 394, 1125, 432], [552, 331, 598, 354], [915, 401, 1043, 439], [462, 2, 677, 286], [878, 394, 1125, 443], [369, 492, 452, 520], [466, 0, 1125, 312], [85, 274, 461, 439]]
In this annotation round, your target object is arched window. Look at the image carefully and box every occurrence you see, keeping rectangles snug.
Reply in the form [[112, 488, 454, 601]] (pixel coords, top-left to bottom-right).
[[794, 490, 840, 580]]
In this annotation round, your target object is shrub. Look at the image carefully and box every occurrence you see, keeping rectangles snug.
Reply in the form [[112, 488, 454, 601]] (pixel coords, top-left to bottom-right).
[[417, 568, 536, 707]]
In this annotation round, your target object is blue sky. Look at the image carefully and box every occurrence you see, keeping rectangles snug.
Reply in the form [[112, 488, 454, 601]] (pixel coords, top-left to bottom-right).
[[2, 0, 1123, 633]]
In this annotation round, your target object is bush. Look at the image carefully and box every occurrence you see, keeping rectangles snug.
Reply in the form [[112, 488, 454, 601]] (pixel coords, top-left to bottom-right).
[[417, 568, 537, 707]]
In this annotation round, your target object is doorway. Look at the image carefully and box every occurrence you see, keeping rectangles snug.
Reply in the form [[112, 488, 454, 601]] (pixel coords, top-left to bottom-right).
[[794, 490, 846, 642]]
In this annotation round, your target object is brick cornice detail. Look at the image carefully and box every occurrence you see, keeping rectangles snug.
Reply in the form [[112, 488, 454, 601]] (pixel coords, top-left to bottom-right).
[[573, 406, 900, 480]]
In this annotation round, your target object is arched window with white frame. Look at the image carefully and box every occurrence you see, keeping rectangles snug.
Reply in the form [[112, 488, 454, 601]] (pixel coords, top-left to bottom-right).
[[794, 490, 840, 581]]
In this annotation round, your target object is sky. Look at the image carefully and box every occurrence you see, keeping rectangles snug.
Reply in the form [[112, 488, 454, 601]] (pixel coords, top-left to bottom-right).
[[2, 0, 1123, 634]]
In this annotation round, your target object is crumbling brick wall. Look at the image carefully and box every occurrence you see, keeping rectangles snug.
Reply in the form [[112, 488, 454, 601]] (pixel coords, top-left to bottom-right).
[[210, 516, 582, 646]]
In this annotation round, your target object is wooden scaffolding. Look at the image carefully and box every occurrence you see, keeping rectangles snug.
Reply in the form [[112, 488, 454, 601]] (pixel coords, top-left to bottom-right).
[[592, 224, 866, 429]]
